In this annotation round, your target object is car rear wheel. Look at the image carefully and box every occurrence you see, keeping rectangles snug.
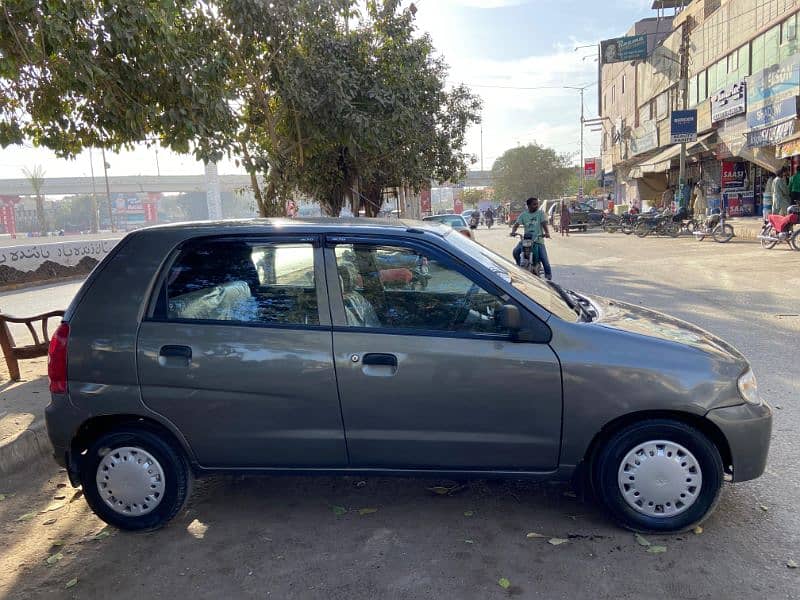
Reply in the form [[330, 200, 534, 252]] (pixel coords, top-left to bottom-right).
[[593, 419, 723, 533], [80, 427, 192, 531]]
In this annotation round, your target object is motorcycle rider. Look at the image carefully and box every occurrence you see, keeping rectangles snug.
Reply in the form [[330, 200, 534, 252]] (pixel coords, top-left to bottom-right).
[[510, 197, 552, 280], [468, 210, 480, 229], [485, 205, 495, 227]]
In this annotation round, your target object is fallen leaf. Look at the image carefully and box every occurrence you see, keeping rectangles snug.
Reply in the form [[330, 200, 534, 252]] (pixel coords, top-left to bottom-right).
[[332, 505, 347, 517], [56, 483, 67, 489], [51, 541, 65, 547], [69, 490, 83, 503], [16, 512, 35, 522], [463, 510, 474, 517], [94, 531, 111, 540], [693, 526, 703, 535], [498, 577, 511, 589], [788, 559, 798, 569], [759, 505, 769, 512], [42, 519, 57, 526], [548, 538, 568, 546], [54, 495, 66, 500], [358, 507, 378, 515], [463, 539, 474, 544], [647, 545, 667, 554], [526, 532, 545, 539], [635, 533, 651, 547], [46, 552, 64, 565], [41, 502, 66, 513], [427, 486, 451, 495], [65, 578, 78, 589]]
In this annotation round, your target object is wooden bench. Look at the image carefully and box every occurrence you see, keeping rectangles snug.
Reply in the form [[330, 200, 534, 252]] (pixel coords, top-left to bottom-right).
[[0, 311, 65, 381]]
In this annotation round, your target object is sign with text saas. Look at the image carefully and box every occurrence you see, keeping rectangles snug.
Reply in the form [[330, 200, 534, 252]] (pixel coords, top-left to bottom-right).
[[670, 110, 698, 144], [601, 35, 647, 64]]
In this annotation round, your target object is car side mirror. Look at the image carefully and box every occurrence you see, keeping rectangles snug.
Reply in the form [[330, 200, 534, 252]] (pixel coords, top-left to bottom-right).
[[498, 304, 521, 332]]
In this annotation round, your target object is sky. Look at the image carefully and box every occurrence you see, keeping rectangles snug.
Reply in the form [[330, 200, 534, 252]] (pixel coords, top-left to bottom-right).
[[0, 0, 657, 180]]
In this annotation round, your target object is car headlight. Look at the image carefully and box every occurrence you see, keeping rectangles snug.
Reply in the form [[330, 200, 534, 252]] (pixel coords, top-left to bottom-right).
[[737, 369, 761, 405]]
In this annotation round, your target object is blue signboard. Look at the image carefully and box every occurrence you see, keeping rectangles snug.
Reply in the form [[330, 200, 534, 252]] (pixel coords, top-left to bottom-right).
[[670, 110, 698, 144], [601, 35, 648, 64], [746, 96, 798, 128]]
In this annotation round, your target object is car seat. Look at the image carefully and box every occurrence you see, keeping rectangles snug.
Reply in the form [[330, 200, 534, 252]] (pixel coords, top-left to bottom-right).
[[338, 263, 381, 327]]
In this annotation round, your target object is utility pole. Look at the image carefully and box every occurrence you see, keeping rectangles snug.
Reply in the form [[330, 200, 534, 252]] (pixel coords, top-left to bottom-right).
[[101, 147, 115, 232], [678, 19, 690, 208], [88, 148, 99, 233], [480, 125, 484, 172], [579, 87, 585, 202]]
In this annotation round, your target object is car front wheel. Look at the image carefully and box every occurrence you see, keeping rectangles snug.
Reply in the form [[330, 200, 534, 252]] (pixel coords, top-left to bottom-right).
[[593, 419, 723, 533], [80, 426, 192, 531]]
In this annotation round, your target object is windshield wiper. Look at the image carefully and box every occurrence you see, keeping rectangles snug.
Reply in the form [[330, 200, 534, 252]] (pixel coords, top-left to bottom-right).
[[547, 281, 593, 322]]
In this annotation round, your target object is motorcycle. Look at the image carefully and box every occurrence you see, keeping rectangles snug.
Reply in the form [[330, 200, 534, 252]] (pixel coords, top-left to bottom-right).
[[634, 210, 680, 238], [693, 211, 734, 243], [619, 211, 640, 235], [601, 213, 621, 233], [758, 209, 800, 250], [514, 233, 543, 278], [485, 213, 494, 229]]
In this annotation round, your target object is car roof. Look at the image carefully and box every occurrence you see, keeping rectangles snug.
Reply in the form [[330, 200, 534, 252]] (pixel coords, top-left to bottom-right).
[[133, 217, 451, 237]]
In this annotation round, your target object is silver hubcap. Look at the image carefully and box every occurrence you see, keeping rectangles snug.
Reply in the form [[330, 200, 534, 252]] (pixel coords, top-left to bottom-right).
[[617, 440, 702, 518], [96, 446, 166, 516]]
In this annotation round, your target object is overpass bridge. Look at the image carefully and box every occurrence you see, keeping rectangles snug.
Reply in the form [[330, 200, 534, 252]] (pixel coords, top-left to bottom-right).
[[0, 171, 493, 196]]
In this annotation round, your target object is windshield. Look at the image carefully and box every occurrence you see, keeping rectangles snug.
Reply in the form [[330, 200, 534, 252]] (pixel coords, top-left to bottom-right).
[[425, 215, 465, 227], [445, 231, 577, 321]]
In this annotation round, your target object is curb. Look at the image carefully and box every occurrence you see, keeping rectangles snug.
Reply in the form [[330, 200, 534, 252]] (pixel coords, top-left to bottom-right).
[[0, 418, 53, 476]]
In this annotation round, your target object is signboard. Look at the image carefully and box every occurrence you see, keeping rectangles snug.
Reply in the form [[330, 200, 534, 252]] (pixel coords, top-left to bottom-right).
[[721, 161, 748, 192], [711, 81, 747, 123], [747, 119, 797, 148], [584, 158, 597, 178], [723, 190, 755, 216], [670, 110, 698, 143], [601, 35, 648, 64], [777, 136, 800, 158], [746, 96, 798, 129], [629, 122, 659, 156], [747, 55, 800, 109], [602, 171, 616, 187]]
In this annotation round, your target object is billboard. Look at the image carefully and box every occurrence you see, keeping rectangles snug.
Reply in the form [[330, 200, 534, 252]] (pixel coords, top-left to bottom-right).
[[600, 35, 648, 64], [670, 110, 698, 144], [711, 81, 746, 123], [584, 158, 598, 178], [721, 161, 748, 192]]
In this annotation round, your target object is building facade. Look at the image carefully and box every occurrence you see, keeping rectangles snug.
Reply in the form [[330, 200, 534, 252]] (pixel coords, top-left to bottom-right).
[[601, 0, 800, 215]]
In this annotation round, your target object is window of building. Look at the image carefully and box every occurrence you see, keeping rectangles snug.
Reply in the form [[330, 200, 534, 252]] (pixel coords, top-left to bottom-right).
[[333, 244, 509, 335], [765, 25, 781, 67], [689, 75, 698, 108], [603, 132, 608, 151], [707, 63, 718, 96], [656, 91, 669, 120], [698, 70, 707, 102], [165, 241, 319, 325], [727, 51, 738, 73], [781, 14, 798, 61], [752, 32, 766, 74], [739, 45, 750, 78]]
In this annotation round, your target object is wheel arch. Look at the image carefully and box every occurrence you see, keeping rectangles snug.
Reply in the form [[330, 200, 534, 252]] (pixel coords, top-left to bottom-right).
[[580, 410, 733, 479], [68, 414, 196, 485]]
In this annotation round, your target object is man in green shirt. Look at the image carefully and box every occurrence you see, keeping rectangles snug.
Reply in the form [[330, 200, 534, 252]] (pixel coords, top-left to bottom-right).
[[510, 197, 552, 279], [789, 168, 800, 204]]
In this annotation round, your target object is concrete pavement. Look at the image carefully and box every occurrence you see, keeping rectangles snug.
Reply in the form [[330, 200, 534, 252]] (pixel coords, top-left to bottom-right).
[[0, 226, 798, 599]]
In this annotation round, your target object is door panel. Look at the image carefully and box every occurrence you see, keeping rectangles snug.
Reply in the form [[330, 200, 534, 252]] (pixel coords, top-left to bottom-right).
[[333, 332, 562, 470], [138, 322, 346, 468]]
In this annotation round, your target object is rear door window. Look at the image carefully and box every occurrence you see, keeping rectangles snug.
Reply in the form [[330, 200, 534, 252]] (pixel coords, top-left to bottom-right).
[[162, 240, 319, 325]]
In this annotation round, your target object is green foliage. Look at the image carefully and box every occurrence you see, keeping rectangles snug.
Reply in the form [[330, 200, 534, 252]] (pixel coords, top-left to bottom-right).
[[491, 144, 573, 203], [460, 188, 485, 209]]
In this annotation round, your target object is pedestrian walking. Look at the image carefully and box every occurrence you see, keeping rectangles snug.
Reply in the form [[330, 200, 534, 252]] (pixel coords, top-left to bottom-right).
[[773, 167, 791, 216], [762, 172, 775, 218], [559, 199, 570, 236], [662, 186, 675, 211], [691, 181, 707, 218]]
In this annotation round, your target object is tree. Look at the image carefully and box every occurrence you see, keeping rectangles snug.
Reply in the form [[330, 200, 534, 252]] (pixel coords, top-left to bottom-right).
[[22, 165, 47, 233], [491, 144, 573, 203], [461, 188, 485, 209]]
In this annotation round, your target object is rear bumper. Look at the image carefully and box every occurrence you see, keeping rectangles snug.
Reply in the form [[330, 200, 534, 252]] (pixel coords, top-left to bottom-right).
[[706, 402, 773, 482], [44, 393, 87, 469]]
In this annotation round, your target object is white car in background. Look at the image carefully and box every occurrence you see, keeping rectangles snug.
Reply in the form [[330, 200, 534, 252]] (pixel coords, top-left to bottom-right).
[[422, 214, 475, 240]]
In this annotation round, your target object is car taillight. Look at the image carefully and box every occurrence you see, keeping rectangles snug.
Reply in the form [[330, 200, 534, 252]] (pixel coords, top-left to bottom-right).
[[48, 323, 70, 394]]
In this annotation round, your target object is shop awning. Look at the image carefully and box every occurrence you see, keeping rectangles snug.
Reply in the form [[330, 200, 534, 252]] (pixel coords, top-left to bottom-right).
[[737, 145, 785, 173], [630, 133, 717, 176]]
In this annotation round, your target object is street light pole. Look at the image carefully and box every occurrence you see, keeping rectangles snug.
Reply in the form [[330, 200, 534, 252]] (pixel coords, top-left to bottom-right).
[[480, 125, 484, 172], [101, 147, 115, 232], [678, 20, 690, 208], [88, 148, 99, 234], [580, 87, 585, 202]]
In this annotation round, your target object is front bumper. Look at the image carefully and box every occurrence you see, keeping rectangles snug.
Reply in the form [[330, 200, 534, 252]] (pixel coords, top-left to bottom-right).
[[706, 402, 773, 482]]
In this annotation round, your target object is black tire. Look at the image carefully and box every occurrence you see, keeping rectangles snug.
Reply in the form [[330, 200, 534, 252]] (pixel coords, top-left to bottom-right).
[[592, 419, 723, 533], [634, 221, 650, 238], [761, 226, 778, 250], [80, 426, 192, 531], [712, 223, 734, 243], [665, 221, 680, 238], [791, 229, 800, 251]]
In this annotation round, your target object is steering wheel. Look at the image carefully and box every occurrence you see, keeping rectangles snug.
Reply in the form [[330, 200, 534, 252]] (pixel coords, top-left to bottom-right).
[[450, 282, 480, 329]]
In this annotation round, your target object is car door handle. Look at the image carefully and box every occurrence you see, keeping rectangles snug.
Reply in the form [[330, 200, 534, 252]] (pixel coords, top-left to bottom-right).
[[362, 353, 397, 367], [158, 345, 192, 367]]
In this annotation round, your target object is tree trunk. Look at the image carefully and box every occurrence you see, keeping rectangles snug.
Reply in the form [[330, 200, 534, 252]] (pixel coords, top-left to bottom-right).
[[35, 194, 46, 234], [361, 180, 383, 218]]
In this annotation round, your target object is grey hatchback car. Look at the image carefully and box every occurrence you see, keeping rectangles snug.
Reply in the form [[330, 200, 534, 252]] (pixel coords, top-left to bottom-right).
[[45, 219, 771, 533]]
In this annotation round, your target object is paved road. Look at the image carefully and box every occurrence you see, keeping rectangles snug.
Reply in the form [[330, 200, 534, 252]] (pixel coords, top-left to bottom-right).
[[1, 227, 798, 599]]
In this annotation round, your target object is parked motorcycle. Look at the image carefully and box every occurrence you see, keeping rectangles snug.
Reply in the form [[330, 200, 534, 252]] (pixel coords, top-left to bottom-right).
[[619, 211, 640, 235], [601, 213, 620, 233], [514, 233, 543, 278], [693, 211, 734, 243], [634, 210, 680, 238], [758, 207, 800, 250]]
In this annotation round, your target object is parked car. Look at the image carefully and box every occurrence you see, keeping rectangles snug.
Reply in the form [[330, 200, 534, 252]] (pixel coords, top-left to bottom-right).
[[423, 213, 475, 240], [46, 219, 771, 533], [549, 201, 604, 232]]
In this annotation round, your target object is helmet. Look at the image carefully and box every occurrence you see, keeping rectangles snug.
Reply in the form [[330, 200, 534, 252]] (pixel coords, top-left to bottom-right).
[[789, 205, 800, 215]]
